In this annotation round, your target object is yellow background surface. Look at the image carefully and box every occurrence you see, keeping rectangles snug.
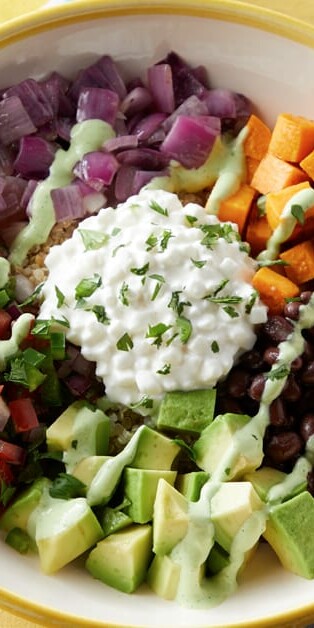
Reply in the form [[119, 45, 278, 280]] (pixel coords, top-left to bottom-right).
[[0, 0, 313, 626]]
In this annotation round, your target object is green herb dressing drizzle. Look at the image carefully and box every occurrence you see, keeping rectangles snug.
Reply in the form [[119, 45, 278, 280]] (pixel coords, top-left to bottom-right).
[[0, 258, 10, 289], [9, 120, 115, 266], [0, 313, 33, 371]]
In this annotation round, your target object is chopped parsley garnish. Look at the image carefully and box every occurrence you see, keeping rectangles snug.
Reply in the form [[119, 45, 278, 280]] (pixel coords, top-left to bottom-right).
[[55, 285, 65, 308], [88, 305, 110, 324], [223, 305, 240, 318], [75, 273, 102, 299], [156, 363, 171, 375], [211, 340, 220, 353], [116, 333, 134, 351], [258, 259, 289, 267], [160, 229, 173, 250], [145, 233, 158, 251], [130, 263, 150, 276], [149, 199, 169, 216], [291, 203, 306, 225], [119, 282, 129, 306], [185, 214, 198, 225], [204, 295, 243, 304], [19, 282, 44, 307], [176, 316, 192, 344], [111, 227, 121, 236], [31, 316, 69, 336], [200, 223, 239, 248], [150, 274, 165, 301], [130, 395, 153, 409], [112, 243, 127, 257], [245, 291, 258, 314], [146, 322, 172, 347], [267, 364, 290, 381], [213, 278, 229, 296], [191, 258, 207, 268], [49, 473, 86, 500], [78, 229, 109, 251], [168, 291, 191, 317]]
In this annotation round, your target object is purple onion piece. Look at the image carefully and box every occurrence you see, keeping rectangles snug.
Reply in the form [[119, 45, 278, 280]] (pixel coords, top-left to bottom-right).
[[70, 55, 127, 102], [172, 67, 208, 106], [65, 373, 91, 396], [116, 147, 169, 169], [0, 145, 16, 176], [162, 94, 209, 133], [192, 65, 210, 88], [103, 134, 139, 152], [4, 78, 54, 127], [204, 88, 239, 118], [0, 221, 27, 248], [41, 71, 74, 118], [14, 136, 57, 178], [0, 175, 28, 220], [51, 183, 86, 221], [120, 86, 153, 116], [114, 116, 128, 137], [0, 96, 37, 145], [95, 55, 127, 100], [20, 179, 38, 213], [56, 117, 74, 142], [160, 115, 220, 168], [147, 63, 175, 114], [6, 301, 23, 320], [114, 165, 137, 202], [130, 112, 167, 141], [73, 151, 119, 189], [132, 168, 169, 195], [76, 87, 120, 125]]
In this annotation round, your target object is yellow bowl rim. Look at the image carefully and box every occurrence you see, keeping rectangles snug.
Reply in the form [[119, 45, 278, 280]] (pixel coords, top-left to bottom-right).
[[0, 1, 314, 626]]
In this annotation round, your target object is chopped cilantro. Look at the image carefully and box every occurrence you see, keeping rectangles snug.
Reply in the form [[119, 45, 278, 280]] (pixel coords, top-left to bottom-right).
[[156, 363, 171, 375], [19, 282, 44, 307], [130, 395, 153, 409], [191, 258, 207, 268], [223, 305, 239, 318], [168, 291, 191, 317], [75, 273, 102, 299], [78, 229, 109, 251], [211, 340, 220, 353], [116, 333, 133, 351], [160, 230, 173, 250], [146, 322, 172, 347], [204, 295, 243, 304], [176, 316, 192, 344], [149, 199, 169, 216], [291, 203, 305, 225], [145, 233, 158, 251], [245, 291, 258, 314], [49, 473, 86, 500], [89, 305, 110, 324], [267, 364, 290, 381], [185, 215, 198, 225], [55, 285, 65, 308], [130, 263, 149, 276], [119, 282, 129, 306]]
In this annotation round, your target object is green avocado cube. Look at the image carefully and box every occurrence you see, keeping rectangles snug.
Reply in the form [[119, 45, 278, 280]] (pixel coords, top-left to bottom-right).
[[207, 542, 230, 575], [46, 401, 110, 471], [124, 468, 177, 523], [130, 425, 180, 470], [176, 471, 209, 502], [147, 554, 181, 600], [263, 491, 314, 578], [72, 455, 112, 490], [35, 497, 104, 574], [153, 479, 189, 556], [0, 478, 51, 536], [86, 524, 152, 593], [100, 507, 133, 537], [210, 481, 263, 552], [193, 413, 258, 480], [157, 389, 216, 434]]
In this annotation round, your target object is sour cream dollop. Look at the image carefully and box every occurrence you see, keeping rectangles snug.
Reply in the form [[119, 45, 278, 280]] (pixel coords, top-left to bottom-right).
[[39, 189, 267, 409]]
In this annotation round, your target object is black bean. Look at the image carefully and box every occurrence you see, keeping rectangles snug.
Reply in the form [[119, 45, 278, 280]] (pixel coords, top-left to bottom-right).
[[226, 368, 250, 398], [282, 374, 301, 402], [283, 300, 301, 321], [263, 346, 279, 366], [248, 373, 265, 401], [302, 339, 314, 362], [265, 431, 303, 464], [240, 349, 264, 370], [290, 356, 303, 372], [300, 413, 314, 442], [301, 361, 314, 385], [263, 315, 294, 344], [269, 398, 290, 428], [218, 396, 242, 415], [300, 291, 312, 304]]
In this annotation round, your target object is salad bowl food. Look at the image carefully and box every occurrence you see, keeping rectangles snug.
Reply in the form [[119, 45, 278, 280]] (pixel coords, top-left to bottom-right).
[[1, 1, 314, 627]]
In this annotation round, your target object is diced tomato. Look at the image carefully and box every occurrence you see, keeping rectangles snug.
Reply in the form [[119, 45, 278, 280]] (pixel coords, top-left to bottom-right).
[[0, 310, 12, 340], [0, 440, 26, 465], [0, 459, 14, 485], [8, 398, 39, 433]]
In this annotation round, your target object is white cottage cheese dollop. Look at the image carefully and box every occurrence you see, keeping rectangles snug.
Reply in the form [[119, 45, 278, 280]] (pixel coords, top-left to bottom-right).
[[40, 189, 267, 409]]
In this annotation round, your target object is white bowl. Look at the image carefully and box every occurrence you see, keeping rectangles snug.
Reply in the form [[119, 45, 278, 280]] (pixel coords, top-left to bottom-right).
[[0, 2, 314, 626]]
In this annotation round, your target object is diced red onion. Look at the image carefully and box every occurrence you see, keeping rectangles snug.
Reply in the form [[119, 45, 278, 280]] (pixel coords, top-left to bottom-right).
[[50, 183, 86, 221], [114, 116, 128, 137], [0, 221, 27, 248], [72, 352, 95, 378], [0, 96, 36, 145], [147, 63, 175, 114], [21, 180, 38, 213], [95, 55, 127, 100], [6, 302, 23, 320], [162, 94, 208, 133], [4, 78, 54, 127], [0, 175, 28, 222], [116, 147, 169, 169], [0, 145, 15, 176], [160, 115, 219, 168], [103, 134, 138, 152], [114, 165, 137, 202], [204, 88, 240, 118], [130, 112, 167, 141], [41, 71, 74, 118], [76, 87, 119, 125], [120, 86, 153, 116], [192, 65, 209, 88], [65, 373, 91, 396], [55, 117, 74, 142], [132, 169, 169, 195], [14, 136, 57, 178], [73, 151, 119, 190]]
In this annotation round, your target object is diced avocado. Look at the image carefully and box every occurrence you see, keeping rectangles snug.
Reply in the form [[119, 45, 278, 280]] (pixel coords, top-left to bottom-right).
[[72, 455, 112, 489], [244, 467, 287, 502], [99, 507, 133, 537], [176, 471, 209, 502], [35, 497, 103, 574], [46, 400, 110, 471], [130, 425, 180, 470], [193, 413, 259, 480], [0, 478, 51, 535], [123, 468, 177, 523], [207, 542, 230, 575], [86, 524, 152, 593], [210, 482, 263, 552], [153, 479, 189, 556], [147, 554, 181, 600], [157, 389, 216, 434], [263, 491, 314, 579]]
